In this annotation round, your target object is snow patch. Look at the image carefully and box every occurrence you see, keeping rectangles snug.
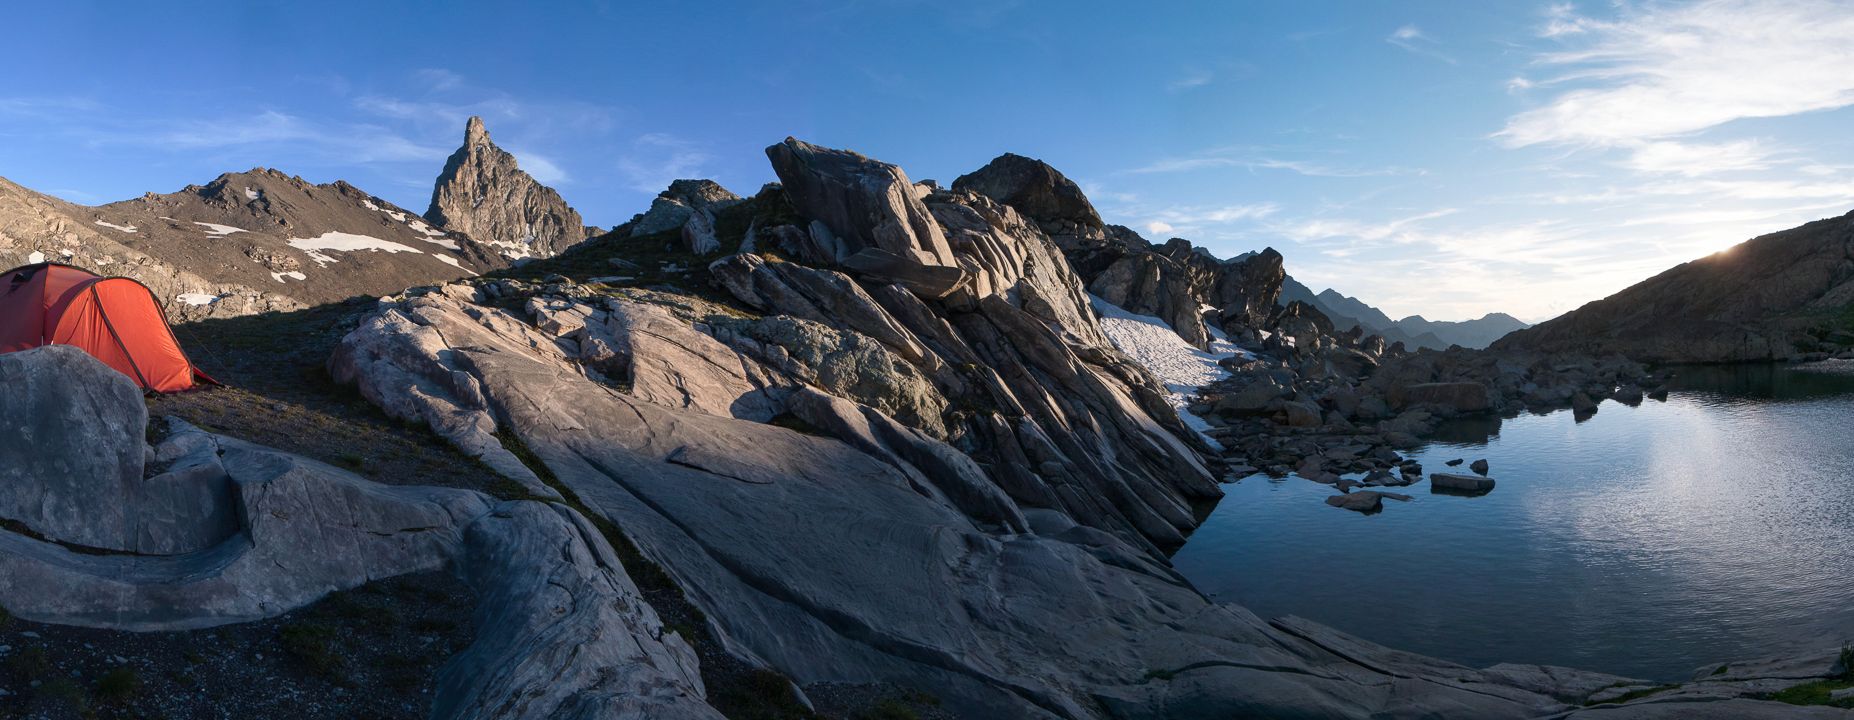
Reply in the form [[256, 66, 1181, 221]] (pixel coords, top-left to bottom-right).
[[270, 271, 307, 283], [432, 254, 477, 275], [27, 251, 45, 264], [94, 220, 137, 233], [244, 187, 260, 200], [177, 293, 220, 306], [193, 221, 246, 237], [1089, 294, 1252, 450], [286, 232, 424, 266]]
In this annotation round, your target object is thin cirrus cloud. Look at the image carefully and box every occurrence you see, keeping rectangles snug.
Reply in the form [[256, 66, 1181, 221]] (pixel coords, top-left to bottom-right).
[[1385, 24, 1456, 64], [617, 133, 714, 194], [1128, 154, 1417, 178], [1497, 0, 1854, 148]]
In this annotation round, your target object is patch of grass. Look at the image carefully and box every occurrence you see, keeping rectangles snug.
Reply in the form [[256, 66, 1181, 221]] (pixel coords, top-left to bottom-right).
[[1769, 679, 1854, 708], [40, 677, 89, 713], [337, 451, 367, 469], [0, 604, 10, 630], [278, 622, 346, 684], [709, 667, 813, 720], [855, 698, 921, 720], [380, 653, 428, 692], [1712, 664, 1729, 676], [1840, 644, 1854, 681], [6, 645, 50, 677], [95, 667, 142, 704]]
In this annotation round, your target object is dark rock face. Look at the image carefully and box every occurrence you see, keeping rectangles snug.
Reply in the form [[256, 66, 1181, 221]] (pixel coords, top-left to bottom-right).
[[426, 116, 587, 260], [951, 152, 1103, 232], [764, 138, 966, 297], [632, 180, 741, 232], [952, 153, 1288, 350], [1495, 209, 1854, 362]]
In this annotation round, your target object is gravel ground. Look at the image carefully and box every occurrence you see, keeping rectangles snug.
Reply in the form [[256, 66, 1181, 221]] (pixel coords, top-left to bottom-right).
[[0, 572, 475, 720]]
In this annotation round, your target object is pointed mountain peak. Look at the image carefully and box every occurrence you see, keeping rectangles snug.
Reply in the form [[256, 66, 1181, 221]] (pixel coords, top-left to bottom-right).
[[427, 116, 584, 259]]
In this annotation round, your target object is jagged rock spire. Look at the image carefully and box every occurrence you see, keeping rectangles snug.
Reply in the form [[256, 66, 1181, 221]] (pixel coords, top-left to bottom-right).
[[426, 116, 585, 259]]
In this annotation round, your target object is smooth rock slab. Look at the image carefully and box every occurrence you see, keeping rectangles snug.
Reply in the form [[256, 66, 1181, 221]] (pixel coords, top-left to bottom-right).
[[1431, 472, 1497, 494]]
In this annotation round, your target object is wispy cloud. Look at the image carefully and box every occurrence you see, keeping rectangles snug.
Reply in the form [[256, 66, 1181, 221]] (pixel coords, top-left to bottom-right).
[[1498, 0, 1854, 148], [1386, 24, 1456, 64], [1128, 152, 1418, 178], [1619, 139, 1777, 176], [1167, 68, 1214, 92], [617, 133, 713, 193], [507, 148, 569, 184]]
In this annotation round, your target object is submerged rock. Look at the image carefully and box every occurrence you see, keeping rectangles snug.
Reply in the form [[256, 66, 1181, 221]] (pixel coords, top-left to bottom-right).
[[1431, 472, 1497, 494]]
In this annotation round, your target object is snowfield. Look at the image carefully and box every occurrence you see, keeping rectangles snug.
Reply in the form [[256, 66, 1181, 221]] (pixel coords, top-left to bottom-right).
[[432, 254, 476, 274], [193, 221, 245, 237], [176, 292, 219, 306], [1089, 294, 1250, 449], [93, 220, 137, 233], [287, 232, 424, 266], [270, 271, 307, 283]]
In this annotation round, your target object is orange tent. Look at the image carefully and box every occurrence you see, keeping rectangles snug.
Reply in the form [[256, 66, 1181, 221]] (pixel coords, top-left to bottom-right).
[[0, 262, 215, 393]]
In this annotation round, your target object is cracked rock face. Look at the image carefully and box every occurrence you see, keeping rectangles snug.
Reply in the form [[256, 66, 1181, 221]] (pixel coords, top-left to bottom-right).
[[427, 116, 587, 260], [0, 346, 718, 720], [332, 289, 1707, 719]]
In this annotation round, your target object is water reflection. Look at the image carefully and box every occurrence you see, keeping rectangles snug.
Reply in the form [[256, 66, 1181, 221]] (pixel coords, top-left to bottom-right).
[[1173, 362, 1854, 681]]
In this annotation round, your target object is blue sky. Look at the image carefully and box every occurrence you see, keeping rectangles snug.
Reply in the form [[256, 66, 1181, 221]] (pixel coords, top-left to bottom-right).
[[5, 1, 1853, 322]]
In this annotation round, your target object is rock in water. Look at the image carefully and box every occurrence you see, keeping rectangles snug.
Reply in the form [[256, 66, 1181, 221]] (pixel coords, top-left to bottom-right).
[[1431, 472, 1497, 494], [426, 116, 586, 259], [1471, 459, 1490, 475]]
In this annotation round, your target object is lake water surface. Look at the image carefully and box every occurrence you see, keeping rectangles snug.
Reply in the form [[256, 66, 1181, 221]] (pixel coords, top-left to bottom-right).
[[1173, 361, 1854, 681]]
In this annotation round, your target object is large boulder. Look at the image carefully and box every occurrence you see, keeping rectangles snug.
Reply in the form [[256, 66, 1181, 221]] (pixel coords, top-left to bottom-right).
[[0, 346, 235, 554], [1393, 381, 1493, 414], [766, 138, 968, 297], [951, 152, 1103, 232], [0, 347, 719, 718]]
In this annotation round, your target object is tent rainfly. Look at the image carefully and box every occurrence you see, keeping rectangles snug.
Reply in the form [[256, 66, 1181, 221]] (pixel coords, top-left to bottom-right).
[[0, 262, 215, 393]]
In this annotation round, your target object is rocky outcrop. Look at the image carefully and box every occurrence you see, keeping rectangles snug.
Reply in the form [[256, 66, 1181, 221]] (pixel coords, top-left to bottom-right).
[[331, 289, 1654, 719], [951, 152, 1102, 232], [427, 116, 587, 260], [765, 138, 967, 297], [953, 152, 1289, 350], [1496, 208, 1854, 362], [625, 179, 743, 239], [0, 346, 718, 719]]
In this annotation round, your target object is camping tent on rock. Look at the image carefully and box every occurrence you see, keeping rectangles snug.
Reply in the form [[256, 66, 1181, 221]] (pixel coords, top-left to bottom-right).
[[0, 263, 214, 392]]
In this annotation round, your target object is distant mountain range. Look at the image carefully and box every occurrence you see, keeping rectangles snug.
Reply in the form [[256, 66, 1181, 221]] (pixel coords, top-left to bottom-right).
[[1278, 275, 1529, 350], [0, 117, 590, 321], [1495, 208, 1854, 362]]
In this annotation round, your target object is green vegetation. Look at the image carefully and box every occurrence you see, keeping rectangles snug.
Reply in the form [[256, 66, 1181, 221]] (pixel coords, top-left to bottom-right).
[[95, 667, 142, 703], [707, 667, 813, 720], [279, 622, 346, 683], [6, 645, 50, 677], [0, 604, 11, 630], [856, 699, 921, 720], [1769, 679, 1854, 708]]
